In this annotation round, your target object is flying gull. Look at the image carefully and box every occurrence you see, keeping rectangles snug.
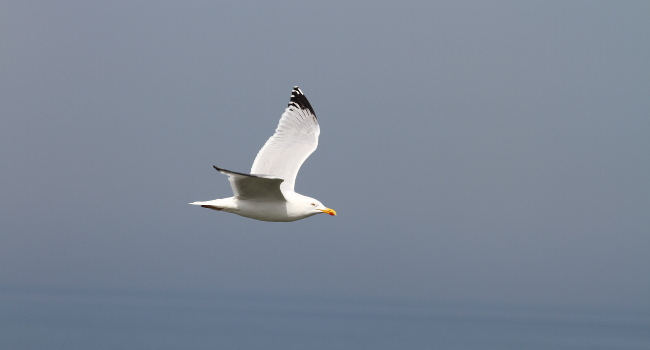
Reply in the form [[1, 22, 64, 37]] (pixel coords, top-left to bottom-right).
[[190, 86, 337, 222]]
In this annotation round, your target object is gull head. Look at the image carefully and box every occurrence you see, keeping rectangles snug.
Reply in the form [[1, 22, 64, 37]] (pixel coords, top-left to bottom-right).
[[304, 197, 337, 216]]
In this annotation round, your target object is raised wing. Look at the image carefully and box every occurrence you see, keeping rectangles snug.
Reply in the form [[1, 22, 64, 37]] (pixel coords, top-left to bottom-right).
[[250, 86, 320, 192], [213, 166, 285, 201]]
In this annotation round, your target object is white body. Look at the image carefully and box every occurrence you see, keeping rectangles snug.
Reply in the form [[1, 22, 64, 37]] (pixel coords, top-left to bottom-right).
[[192, 193, 324, 222]]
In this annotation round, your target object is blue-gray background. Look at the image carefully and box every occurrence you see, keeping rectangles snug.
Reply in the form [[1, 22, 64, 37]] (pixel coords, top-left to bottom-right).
[[1, 1, 649, 349]]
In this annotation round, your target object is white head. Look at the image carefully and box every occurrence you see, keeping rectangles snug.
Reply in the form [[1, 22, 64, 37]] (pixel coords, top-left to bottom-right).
[[300, 196, 337, 217]]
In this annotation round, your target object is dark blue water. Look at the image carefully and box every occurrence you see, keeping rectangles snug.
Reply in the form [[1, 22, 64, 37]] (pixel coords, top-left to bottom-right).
[[1, 289, 648, 349]]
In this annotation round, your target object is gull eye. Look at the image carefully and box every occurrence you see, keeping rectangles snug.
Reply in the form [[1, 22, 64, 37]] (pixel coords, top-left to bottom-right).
[[311, 203, 316, 206]]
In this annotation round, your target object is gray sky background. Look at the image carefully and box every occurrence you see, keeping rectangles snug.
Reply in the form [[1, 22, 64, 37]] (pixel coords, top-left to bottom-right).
[[1, 0, 649, 308]]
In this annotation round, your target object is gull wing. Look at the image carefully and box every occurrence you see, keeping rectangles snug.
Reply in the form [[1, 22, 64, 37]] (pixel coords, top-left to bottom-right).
[[250, 86, 320, 192], [213, 166, 285, 201]]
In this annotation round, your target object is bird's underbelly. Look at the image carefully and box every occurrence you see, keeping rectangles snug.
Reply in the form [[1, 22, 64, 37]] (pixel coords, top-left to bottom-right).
[[233, 200, 313, 222]]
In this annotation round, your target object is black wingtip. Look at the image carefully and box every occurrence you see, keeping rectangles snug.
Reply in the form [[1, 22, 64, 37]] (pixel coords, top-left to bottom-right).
[[288, 86, 316, 117], [213, 165, 221, 171]]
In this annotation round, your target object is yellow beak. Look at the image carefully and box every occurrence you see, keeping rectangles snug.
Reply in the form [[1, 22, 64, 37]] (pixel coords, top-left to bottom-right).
[[319, 208, 337, 216]]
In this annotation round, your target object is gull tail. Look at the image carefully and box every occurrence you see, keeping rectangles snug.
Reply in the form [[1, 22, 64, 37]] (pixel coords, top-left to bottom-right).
[[189, 199, 233, 211]]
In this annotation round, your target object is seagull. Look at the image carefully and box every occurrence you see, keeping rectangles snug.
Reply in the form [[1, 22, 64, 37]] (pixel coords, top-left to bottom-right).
[[190, 86, 337, 222]]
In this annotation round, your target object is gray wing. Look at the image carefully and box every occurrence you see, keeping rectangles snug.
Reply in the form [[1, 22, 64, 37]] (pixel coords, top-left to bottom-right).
[[213, 166, 285, 201], [250, 86, 320, 192]]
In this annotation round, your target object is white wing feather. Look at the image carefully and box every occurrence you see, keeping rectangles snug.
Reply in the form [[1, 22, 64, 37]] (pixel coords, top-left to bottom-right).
[[251, 87, 320, 192]]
